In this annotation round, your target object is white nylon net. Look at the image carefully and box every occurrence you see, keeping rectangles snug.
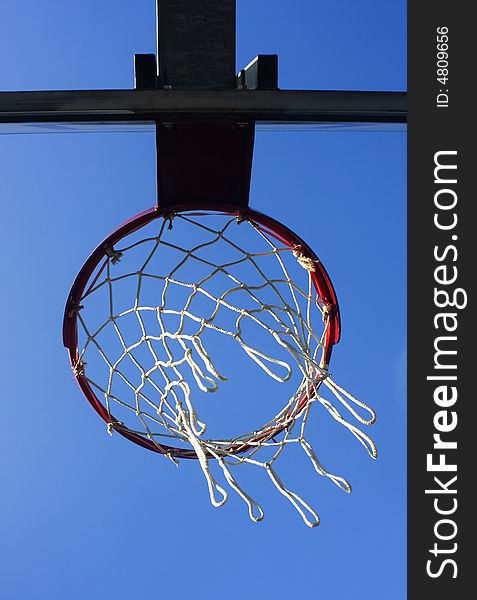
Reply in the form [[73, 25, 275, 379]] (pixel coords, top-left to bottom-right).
[[73, 212, 377, 527]]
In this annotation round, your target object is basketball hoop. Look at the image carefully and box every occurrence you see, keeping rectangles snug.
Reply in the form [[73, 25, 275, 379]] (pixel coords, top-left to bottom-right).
[[64, 204, 377, 527]]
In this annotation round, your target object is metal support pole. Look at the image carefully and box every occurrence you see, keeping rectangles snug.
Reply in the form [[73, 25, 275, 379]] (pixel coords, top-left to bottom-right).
[[156, 0, 236, 89]]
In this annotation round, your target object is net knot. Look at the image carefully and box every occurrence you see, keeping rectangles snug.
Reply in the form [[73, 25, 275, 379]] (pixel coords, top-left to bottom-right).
[[293, 245, 318, 272], [107, 420, 124, 436], [163, 212, 175, 230], [322, 303, 335, 321], [236, 212, 248, 225], [72, 358, 86, 377], [315, 367, 330, 381], [67, 303, 84, 318], [104, 245, 123, 265], [165, 451, 180, 466]]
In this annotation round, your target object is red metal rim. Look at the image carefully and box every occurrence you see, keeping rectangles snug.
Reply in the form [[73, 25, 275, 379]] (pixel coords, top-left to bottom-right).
[[63, 204, 341, 459]]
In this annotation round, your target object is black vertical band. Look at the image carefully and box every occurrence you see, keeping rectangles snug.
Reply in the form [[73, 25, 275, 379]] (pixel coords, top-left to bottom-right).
[[408, 3, 472, 596]]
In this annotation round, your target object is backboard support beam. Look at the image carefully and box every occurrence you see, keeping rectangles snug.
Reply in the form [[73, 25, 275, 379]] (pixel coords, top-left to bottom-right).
[[0, 89, 406, 124]]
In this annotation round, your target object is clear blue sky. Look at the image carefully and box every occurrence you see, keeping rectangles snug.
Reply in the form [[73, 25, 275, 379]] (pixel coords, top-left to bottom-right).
[[0, 2, 406, 599]]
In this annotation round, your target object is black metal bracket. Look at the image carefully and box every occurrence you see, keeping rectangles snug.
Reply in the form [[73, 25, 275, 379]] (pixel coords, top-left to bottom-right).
[[156, 121, 254, 209], [237, 55, 279, 90], [135, 53, 280, 92], [134, 54, 159, 90]]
